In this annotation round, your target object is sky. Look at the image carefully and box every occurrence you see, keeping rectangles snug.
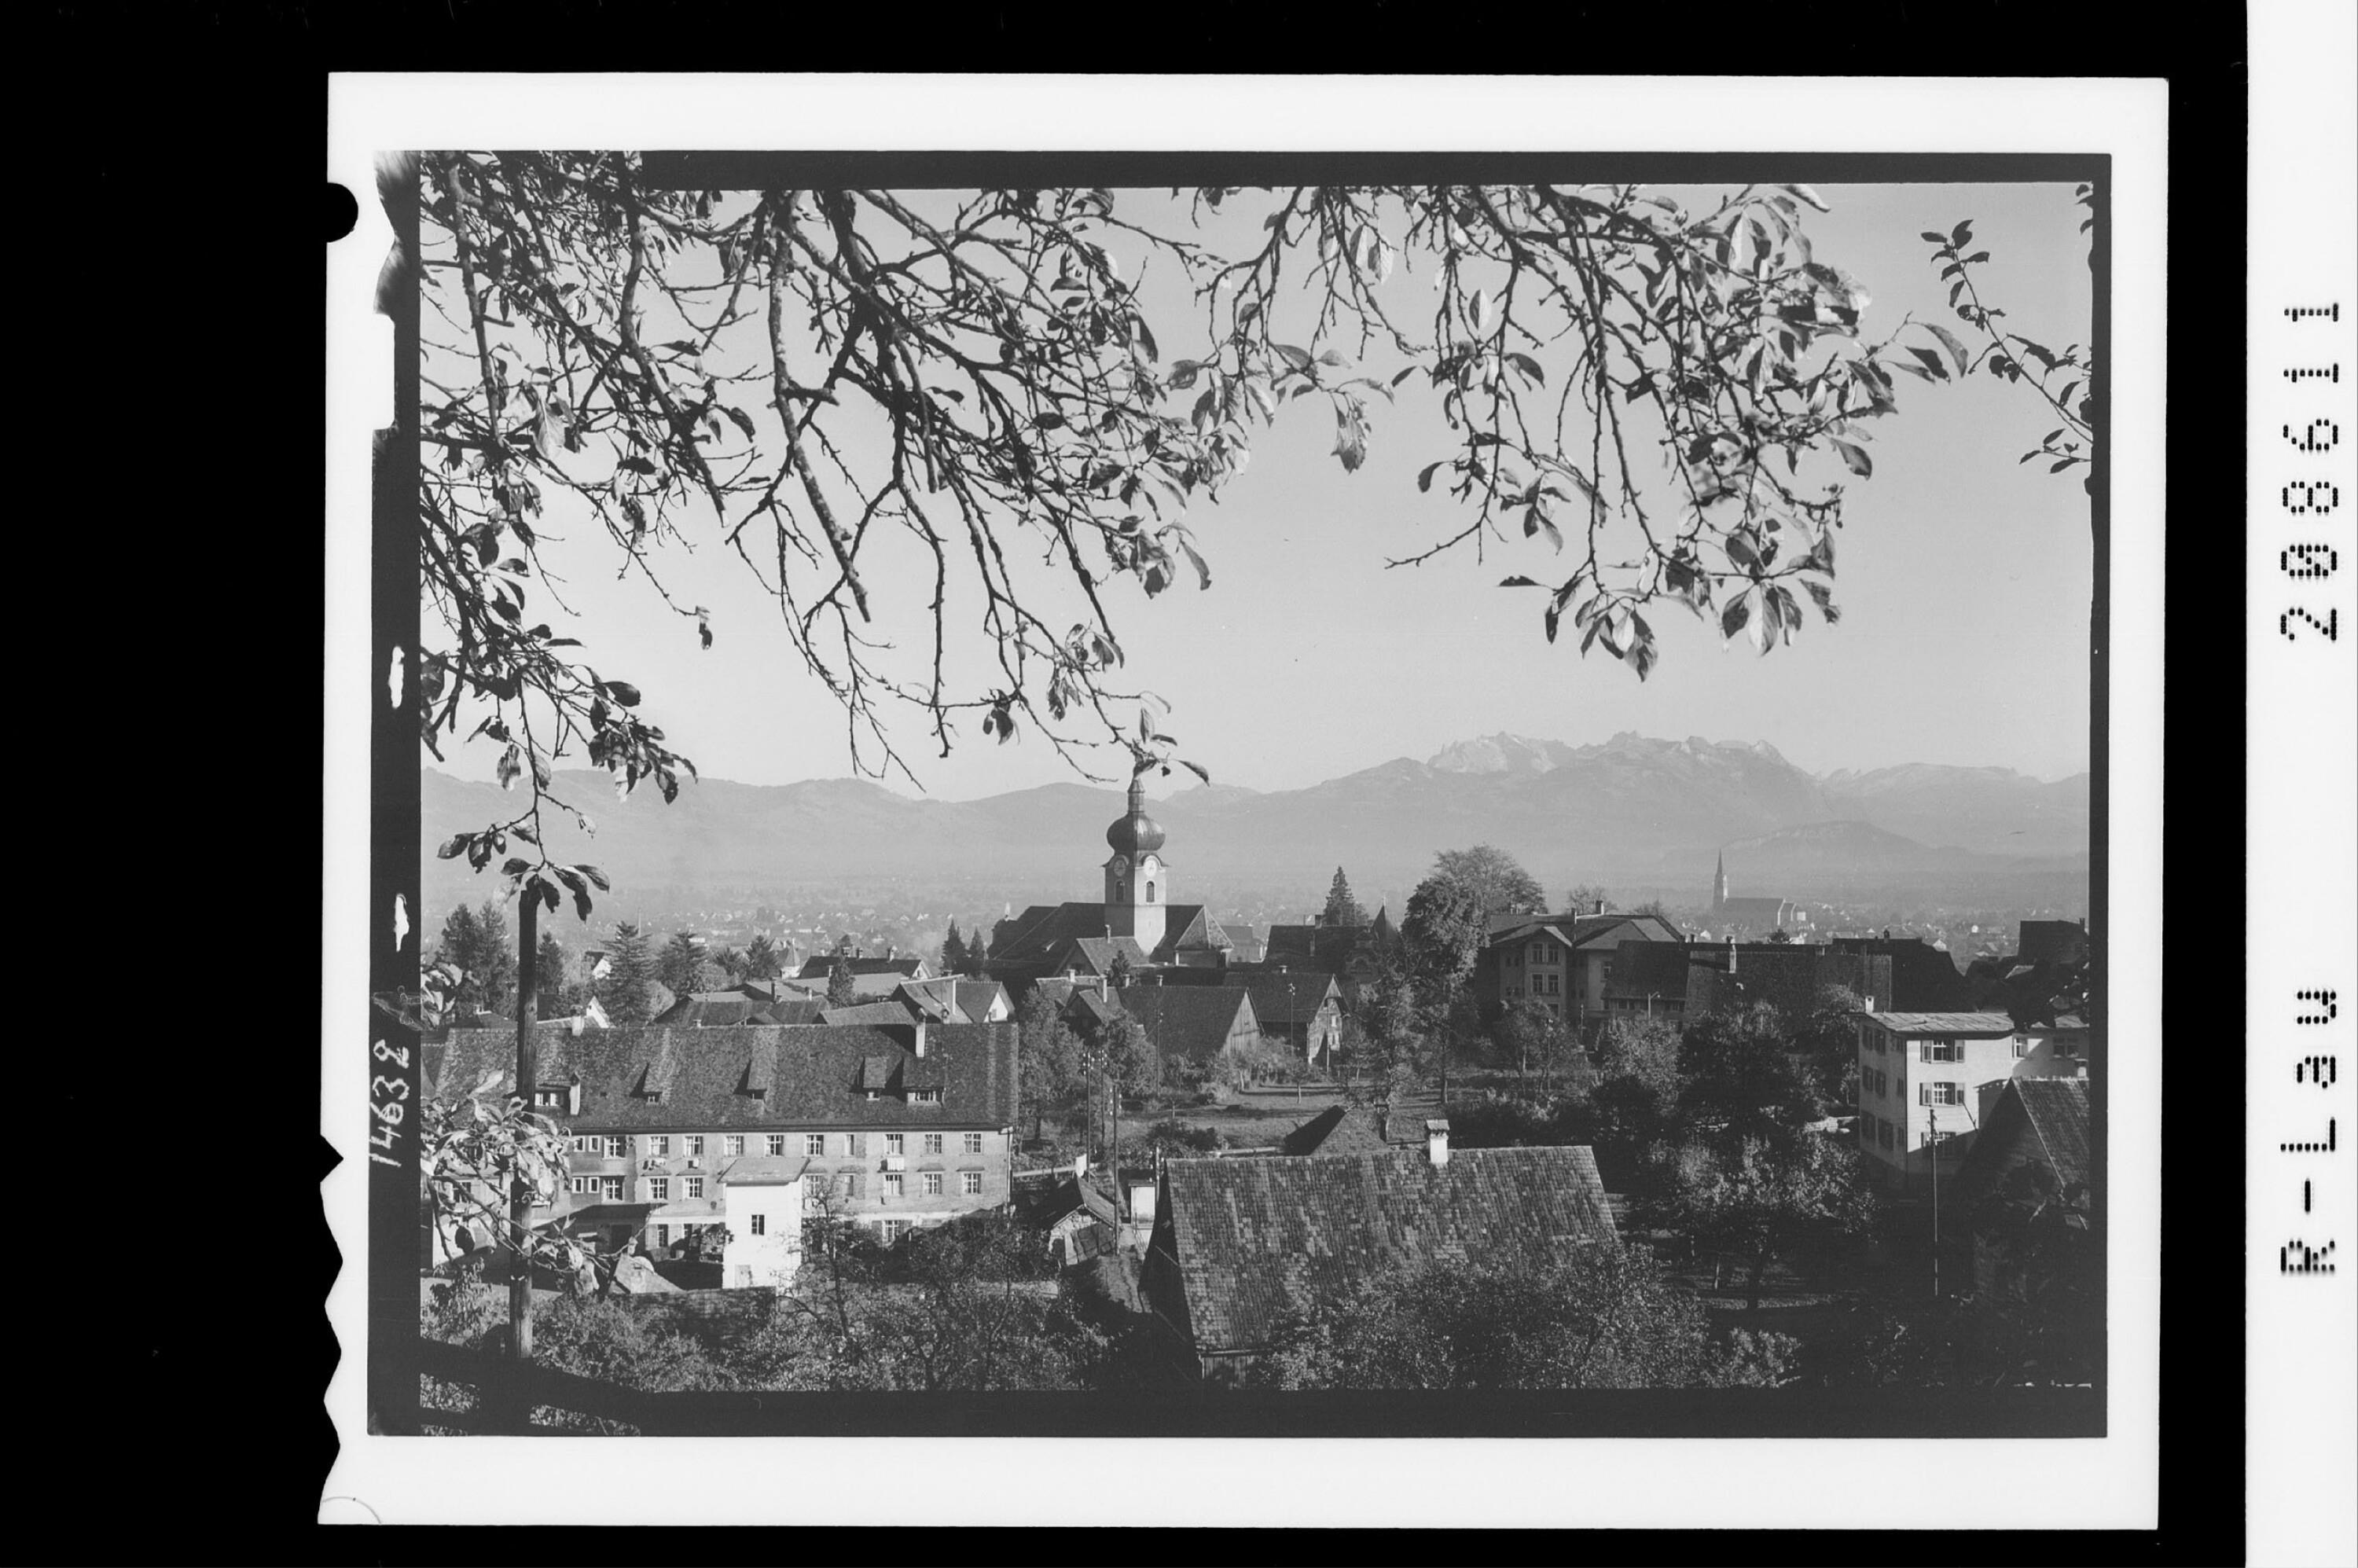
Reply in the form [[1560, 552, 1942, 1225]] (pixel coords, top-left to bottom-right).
[[431, 179, 2094, 800]]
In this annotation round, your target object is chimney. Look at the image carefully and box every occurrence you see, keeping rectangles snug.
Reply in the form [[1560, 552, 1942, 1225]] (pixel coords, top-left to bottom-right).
[[1596, 898, 1607, 916], [1426, 1118, 1451, 1168], [912, 1018, 928, 1059], [1728, 935, 1738, 974]]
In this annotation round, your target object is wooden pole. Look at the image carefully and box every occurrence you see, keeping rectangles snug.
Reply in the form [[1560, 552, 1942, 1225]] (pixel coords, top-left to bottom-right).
[[1927, 1103, 1940, 1302], [510, 887, 540, 1361]]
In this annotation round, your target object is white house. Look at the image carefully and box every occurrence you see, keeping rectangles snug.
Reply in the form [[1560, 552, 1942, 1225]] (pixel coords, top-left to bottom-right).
[[720, 1155, 808, 1288], [1854, 1009, 2088, 1195]]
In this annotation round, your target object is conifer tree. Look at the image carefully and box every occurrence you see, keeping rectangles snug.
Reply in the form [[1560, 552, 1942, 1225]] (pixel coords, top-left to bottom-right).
[[827, 956, 860, 1008], [1322, 868, 1368, 928], [599, 922, 659, 1027]]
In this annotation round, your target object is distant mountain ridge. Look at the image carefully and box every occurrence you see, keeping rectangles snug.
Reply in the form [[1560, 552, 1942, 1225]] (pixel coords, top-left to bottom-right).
[[422, 730, 2088, 913]]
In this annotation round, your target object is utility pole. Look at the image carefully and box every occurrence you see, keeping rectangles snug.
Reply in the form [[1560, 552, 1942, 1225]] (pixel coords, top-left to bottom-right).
[[510, 887, 540, 1361], [1926, 1102, 1940, 1302]]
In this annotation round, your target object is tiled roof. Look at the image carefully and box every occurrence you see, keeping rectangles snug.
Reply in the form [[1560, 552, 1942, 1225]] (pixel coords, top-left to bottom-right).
[[990, 902, 1223, 968], [820, 1000, 922, 1028], [953, 981, 1010, 1020], [651, 995, 775, 1028], [1857, 1011, 2021, 1036], [1110, 986, 1257, 1061], [1278, 1103, 1393, 1157], [1227, 972, 1342, 1030], [1262, 924, 1381, 974], [748, 999, 826, 1027], [794, 955, 926, 979], [1955, 1077, 2091, 1208], [1151, 1145, 1618, 1353], [1488, 914, 1684, 954], [429, 1023, 1018, 1129]]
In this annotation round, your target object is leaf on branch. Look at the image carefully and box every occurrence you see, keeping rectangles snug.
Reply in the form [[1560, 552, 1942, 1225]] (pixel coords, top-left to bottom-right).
[[1469, 288, 1493, 336], [1780, 184, 1831, 212], [1721, 593, 1751, 641], [601, 681, 642, 707], [1923, 323, 1971, 377], [436, 834, 472, 860], [1418, 461, 1445, 493], [1505, 352, 1544, 386], [497, 744, 522, 791], [1499, 575, 1543, 588], [1830, 439, 1873, 478]]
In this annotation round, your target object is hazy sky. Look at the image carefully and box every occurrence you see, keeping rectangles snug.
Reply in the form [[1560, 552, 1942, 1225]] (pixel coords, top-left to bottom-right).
[[433, 179, 2094, 799]]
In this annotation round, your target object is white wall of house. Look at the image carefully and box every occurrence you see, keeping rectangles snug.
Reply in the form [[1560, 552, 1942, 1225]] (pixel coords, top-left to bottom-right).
[[1856, 1020, 2085, 1192], [722, 1176, 806, 1288]]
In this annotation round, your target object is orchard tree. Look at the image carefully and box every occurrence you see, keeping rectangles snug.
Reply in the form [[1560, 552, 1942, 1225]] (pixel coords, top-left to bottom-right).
[[402, 160, 1984, 925], [1678, 1001, 1827, 1142], [1399, 872, 1486, 1009], [1658, 1132, 1876, 1313], [1432, 846, 1546, 916]]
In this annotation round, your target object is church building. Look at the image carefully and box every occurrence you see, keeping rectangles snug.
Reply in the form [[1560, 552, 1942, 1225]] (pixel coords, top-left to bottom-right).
[[984, 777, 1233, 984], [1710, 850, 1804, 934]]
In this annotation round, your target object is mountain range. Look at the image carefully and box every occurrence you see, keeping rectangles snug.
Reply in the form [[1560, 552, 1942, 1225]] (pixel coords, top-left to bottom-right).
[[421, 731, 2088, 912]]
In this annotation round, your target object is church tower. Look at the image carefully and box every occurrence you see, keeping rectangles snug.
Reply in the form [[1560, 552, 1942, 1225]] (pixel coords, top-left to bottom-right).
[[1104, 777, 1169, 957], [1713, 850, 1729, 913]]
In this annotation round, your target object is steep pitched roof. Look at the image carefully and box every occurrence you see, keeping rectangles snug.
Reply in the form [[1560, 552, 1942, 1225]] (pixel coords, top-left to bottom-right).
[[1954, 1077, 2091, 1208], [990, 902, 1225, 970], [1151, 1145, 1618, 1353], [818, 999, 926, 1028], [1111, 985, 1257, 1061], [429, 1023, 1018, 1129], [1278, 1103, 1393, 1157], [1262, 924, 1383, 974], [1227, 971, 1342, 1029], [1488, 913, 1684, 956]]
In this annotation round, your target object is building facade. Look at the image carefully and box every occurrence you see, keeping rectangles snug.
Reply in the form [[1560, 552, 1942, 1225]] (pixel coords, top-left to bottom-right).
[[1853, 1010, 2087, 1195]]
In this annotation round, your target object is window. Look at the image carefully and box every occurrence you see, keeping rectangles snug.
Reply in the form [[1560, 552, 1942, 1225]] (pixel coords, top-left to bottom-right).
[[2012, 1034, 2031, 1059], [884, 1173, 905, 1199], [839, 1171, 861, 1197], [686, 1135, 704, 1157], [880, 1219, 907, 1247], [1919, 1082, 1964, 1107], [806, 1133, 826, 1157], [963, 1133, 984, 1155], [534, 1088, 563, 1108], [1146, 882, 1157, 902], [766, 1134, 786, 1156], [923, 1172, 944, 1196], [2055, 1034, 2083, 1058], [961, 1171, 983, 1196], [604, 1135, 627, 1159], [913, 1089, 942, 1104], [724, 1135, 745, 1157], [1919, 1041, 1963, 1063], [648, 1135, 670, 1158], [885, 1133, 905, 1156], [749, 1214, 766, 1236], [648, 1177, 669, 1202], [923, 1133, 943, 1155], [569, 1176, 595, 1194], [601, 1176, 625, 1200], [1878, 1118, 1895, 1150], [685, 1176, 704, 1199], [655, 1224, 670, 1247]]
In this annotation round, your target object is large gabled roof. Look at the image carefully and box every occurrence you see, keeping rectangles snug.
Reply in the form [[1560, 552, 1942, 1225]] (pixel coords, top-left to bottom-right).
[[990, 902, 1222, 968], [1153, 1145, 1617, 1353], [1109, 985, 1257, 1060], [1857, 1010, 2021, 1037], [1489, 913, 1684, 953], [429, 1022, 1018, 1129], [1954, 1077, 2091, 1207]]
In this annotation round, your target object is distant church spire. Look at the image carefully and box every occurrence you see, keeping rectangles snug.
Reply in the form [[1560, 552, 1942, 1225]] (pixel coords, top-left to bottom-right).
[[1713, 850, 1729, 913]]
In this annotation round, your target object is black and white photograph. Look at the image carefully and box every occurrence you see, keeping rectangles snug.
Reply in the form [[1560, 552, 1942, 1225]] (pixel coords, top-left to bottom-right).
[[324, 75, 2171, 1529]]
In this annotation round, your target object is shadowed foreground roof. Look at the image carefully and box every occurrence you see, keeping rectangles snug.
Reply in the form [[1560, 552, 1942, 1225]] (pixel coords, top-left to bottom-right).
[[1957, 1077, 2091, 1206], [1111, 985, 1256, 1060], [1155, 1145, 1617, 1353], [1278, 1103, 1397, 1157]]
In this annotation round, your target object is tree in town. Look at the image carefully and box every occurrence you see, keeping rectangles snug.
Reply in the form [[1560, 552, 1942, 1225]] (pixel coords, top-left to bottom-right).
[[1431, 846, 1547, 916], [533, 930, 568, 1012], [433, 903, 484, 1008], [1565, 882, 1611, 915], [1104, 947, 1135, 991], [658, 929, 707, 1001], [597, 920, 660, 1026], [1489, 997, 1568, 1083], [1590, 1014, 1684, 1143], [825, 955, 860, 1008], [1657, 1132, 1876, 1313], [1321, 867, 1368, 928], [435, 900, 520, 1016], [1677, 1001, 1827, 1143], [407, 160, 1973, 925], [1016, 989, 1087, 1140], [1353, 943, 1429, 1089], [709, 944, 745, 982], [740, 933, 782, 981], [1254, 1247, 1798, 1390], [1099, 1013, 1162, 1103], [1629, 898, 1676, 923], [1399, 872, 1488, 1012], [941, 921, 970, 976]]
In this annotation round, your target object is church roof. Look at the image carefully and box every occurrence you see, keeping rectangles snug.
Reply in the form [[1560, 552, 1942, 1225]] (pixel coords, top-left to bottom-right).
[[989, 902, 1222, 971]]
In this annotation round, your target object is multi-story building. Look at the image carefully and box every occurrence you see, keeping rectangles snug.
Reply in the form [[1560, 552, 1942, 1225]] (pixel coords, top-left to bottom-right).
[[429, 1019, 1019, 1257], [1853, 1009, 2087, 1195], [1482, 910, 1684, 1024]]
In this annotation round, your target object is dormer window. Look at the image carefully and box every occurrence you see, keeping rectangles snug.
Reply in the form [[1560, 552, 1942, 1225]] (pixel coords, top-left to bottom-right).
[[533, 1088, 564, 1109], [913, 1089, 942, 1105]]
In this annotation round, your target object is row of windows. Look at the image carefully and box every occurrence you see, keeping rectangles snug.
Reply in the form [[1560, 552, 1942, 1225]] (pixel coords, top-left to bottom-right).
[[1860, 1115, 1897, 1151], [569, 1131, 988, 1159], [1919, 1081, 1963, 1107], [1862, 1067, 1889, 1098], [569, 1170, 988, 1203], [1518, 973, 1563, 997]]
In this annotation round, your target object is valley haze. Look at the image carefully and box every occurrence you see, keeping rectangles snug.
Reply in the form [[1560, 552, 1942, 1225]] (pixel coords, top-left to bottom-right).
[[423, 731, 2088, 919]]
